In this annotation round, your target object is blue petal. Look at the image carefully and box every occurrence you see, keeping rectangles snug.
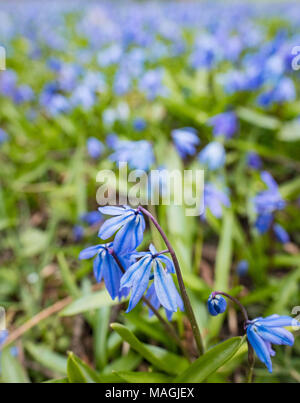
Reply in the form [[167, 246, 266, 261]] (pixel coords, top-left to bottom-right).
[[157, 255, 175, 273], [98, 212, 133, 239], [247, 325, 273, 373], [114, 213, 145, 253], [79, 245, 102, 260], [126, 259, 152, 312], [153, 260, 177, 312], [93, 252, 104, 282], [120, 256, 152, 289], [102, 253, 122, 300], [99, 206, 131, 216], [259, 315, 300, 328], [257, 325, 294, 346]]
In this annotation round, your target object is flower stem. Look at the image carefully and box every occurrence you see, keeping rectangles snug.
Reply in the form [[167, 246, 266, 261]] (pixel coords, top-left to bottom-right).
[[247, 341, 255, 383], [108, 248, 190, 361], [138, 205, 205, 356]]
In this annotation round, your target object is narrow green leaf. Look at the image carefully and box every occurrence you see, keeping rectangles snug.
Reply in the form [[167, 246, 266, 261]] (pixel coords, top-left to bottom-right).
[[115, 371, 172, 383], [67, 352, 103, 383], [174, 337, 245, 383], [103, 351, 142, 374], [26, 342, 67, 375], [1, 347, 30, 383], [237, 107, 280, 130], [111, 323, 188, 375], [57, 252, 80, 298]]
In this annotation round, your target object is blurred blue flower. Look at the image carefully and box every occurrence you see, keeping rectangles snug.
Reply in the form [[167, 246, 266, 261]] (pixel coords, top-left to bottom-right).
[[255, 213, 273, 234], [0, 129, 8, 145], [120, 244, 181, 314], [274, 224, 290, 244], [258, 77, 296, 107], [208, 112, 238, 139], [87, 137, 104, 159], [71, 85, 95, 110], [198, 141, 226, 170], [13, 85, 34, 104], [98, 206, 145, 254], [236, 260, 249, 277], [203, 183, 230, 219], [97, 44, 122, 68], [81, 211, 102, 226], [171, 127, 200, 159], [133, 118, 147, 132], [247, 152, 262, 170], [109, 139, 154, 171], [79, 242, 129, 300], [246, 315, 300, 373], [73, 225, 84, 242], [139, 69, 167, 100], [207, 293, 227, 316]]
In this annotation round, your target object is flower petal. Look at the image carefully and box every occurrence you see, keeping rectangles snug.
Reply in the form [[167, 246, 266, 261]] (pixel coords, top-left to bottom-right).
[[257, 325, 294, 346], [79, 244, 102, 260], [247, 325, 273, 373], [98, 212, 133, 240], [126, 259, 152, 312], [154, 260, 177, 312]]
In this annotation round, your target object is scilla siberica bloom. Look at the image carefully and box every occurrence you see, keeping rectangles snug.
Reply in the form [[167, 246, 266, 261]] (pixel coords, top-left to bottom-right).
[[120, 244, 182, 314], [203, 183, 231, 219], [79, 242, 130, 300], [253, 171, 285, 234], [273, 223, 290, 244], [198, 141, 226, 171], [87, 137, 104, 159], [246, 315, 300, 373], [109, 139, 154, 171], [98, 206, 145, 254], [145, 283, 184, 321], [208, 112, 238, 139], [171, 127, 200, 159], [207, 293, 227, 316]]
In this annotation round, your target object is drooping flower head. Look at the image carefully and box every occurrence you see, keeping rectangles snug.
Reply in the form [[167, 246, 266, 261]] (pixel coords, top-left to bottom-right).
[[208, 112, 238, 139], [98, 206, 145, 254], [207, 293, 227, 316], [171, 127, 200, 159], [79, 242, 130, 300], [120, 244, 182, 315], [246, 315, 300, 373], [198, 141, 226, 171]]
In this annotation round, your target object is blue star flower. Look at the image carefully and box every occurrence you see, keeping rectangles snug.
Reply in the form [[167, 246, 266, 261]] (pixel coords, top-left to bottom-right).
[[80, 211, 102, 226], [109, 139, 154, 171], [120, 244, 181, 314], [208, 112, 238, 139], [98, 206, 145, 254], [171, 127, 200, 159], [79, 242, 130, 300], [236, 260, 249, 277], [207, 293, 227, 316], [247, 152, 262, 170], [246, 315, 300, 373], [202, 183, 231, 219], [198, 141, 226, 171], [87, 137, 104, 159]]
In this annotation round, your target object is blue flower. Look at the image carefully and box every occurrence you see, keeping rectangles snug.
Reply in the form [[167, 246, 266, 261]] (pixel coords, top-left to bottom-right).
[[109, 139, 154, 171], [247, 152, 262, 170], [120, 244, 181, 314], [203, 183, 230, 219], [87, 137, 104, 159], [198, 142, 226, 171], [0, 129, 8, 145], [98, 206, 145, 254], [139, 69, 167, 100], [73, 225, 84, 242], [253, 172, 285, 234], [274, 224, 290, 244], [207, 293, 227, 316], [236, 260, 249, 277], [145, 283, 184, 321], [171, 127, 200, 159], [246, 315, 300, 373], [79, 242, 130, 300], [81, 211, 102, 226], [133, 118, 147, 132], [208, 112, 238, 139]]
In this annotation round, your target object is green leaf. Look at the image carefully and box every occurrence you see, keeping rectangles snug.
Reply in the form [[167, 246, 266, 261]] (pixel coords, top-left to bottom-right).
[[60, 289, 120, 316], [111, 323, 188, 375], [67, 352, 103, 383], [44, 378, 69, 383], [279, 120, 300, 141], [103, 351, 142, 374], [174, 337, 245, 383], [1, 347, 30, 383], [25, 342, 67, 375], [114, 371, 172, 383], [236, 107, 280, 130]]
